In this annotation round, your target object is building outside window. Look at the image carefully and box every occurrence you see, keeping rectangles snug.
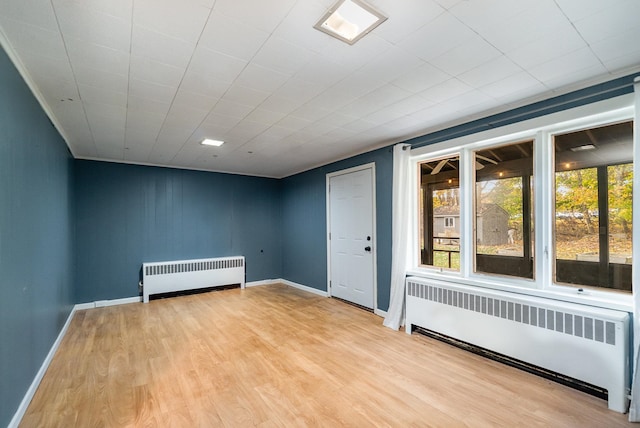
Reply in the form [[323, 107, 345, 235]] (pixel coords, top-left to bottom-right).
[[475, 140, 534, 279]]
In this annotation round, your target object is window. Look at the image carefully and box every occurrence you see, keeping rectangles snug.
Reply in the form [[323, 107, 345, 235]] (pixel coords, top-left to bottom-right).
[[410, 94, 635, 307], [419, 155, 460, 271], [475, 140, 534, 279], [553, 121, 633, 293]]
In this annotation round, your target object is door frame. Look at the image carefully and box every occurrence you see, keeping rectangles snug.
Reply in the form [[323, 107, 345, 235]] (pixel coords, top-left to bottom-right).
[[326, 162, 378, 310]]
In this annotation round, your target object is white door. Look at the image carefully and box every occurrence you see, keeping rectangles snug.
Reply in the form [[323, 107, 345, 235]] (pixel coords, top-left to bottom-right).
[[328, 166, 375, 309]]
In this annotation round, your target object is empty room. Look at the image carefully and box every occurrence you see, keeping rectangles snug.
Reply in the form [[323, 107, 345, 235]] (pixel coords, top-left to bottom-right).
[[2, 0, 640, 426]]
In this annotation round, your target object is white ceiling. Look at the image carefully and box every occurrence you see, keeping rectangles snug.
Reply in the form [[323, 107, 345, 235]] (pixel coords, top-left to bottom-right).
[[1, 0, 639, 178]]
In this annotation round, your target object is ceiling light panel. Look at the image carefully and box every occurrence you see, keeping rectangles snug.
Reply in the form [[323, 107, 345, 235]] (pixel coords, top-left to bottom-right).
[[314, 0, 387, 45], [201, 138, 224, 147]]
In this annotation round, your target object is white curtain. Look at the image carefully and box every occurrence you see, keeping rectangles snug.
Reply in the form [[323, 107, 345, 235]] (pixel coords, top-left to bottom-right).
[[629, 77, 640, 422], [383, 143, 412, 330]]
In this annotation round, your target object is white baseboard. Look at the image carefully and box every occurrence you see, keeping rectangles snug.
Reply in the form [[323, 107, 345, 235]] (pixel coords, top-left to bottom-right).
[[374, 308, 387, 318], [280, 279, 329, 297], [75, 296, 141, 310], [244, 278, 329, 297], [245, 279, 280, 287], [8, 306, 76, 428]]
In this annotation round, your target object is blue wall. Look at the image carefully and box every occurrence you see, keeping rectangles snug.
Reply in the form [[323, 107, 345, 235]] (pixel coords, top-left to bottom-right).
[[0, 49, 75, 426], [281, 147, 393, 311], [74, 161, 282, 302]]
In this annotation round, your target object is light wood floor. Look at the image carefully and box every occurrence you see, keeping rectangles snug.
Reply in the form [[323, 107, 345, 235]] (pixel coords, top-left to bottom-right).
[[22, 284, 633, 427]]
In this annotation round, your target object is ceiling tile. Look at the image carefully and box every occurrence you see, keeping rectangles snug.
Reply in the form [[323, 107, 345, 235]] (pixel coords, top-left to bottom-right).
[[506, 23, 587, 70], [65, 38, 129, 77], [222, 84, 270, 108], [84, 103, 127, 129], [397, 12, 476, 61], [258, 94, 306, 115], [155, 126, 193, 146], [590, 25, 640, 66], [129, 78, 177, 105], [0, 18, 66, 61], [235, 63, 291, 93], [373, 0, 444, 44], [358, 46, 425, 83], [224, 120, 270, 144], [527, 47, 605, 87], [271, 77, 325, 104], [130, 55, 184, 88], [458, 55, 523, 88], [188, 46, 248, 81], [124, 143, 155, 162], [274, 115, 312, 132], [290, 104, 332, 122], [78, 84, 127, 108], [244, 108, 287, 126], [132, 26, 195, 69], [392, 63, 451, 94], [473, 1, 569, 53], [554, 0, 615, 21], [430, 36, 502, 76], [294, 58, 350, 88], [481, 71, 546, 101], [95, 143, 125, 160], [172, 89, 219, 111], [17, 54, 78, 100], [69, 0, 133, 21], [180, 69, 233, 99], [127, 96, 171, 116], [212, 0, 297, 33], [340, 118, 378, 134], [53, 1, 131, 52], [450, 0, 531, 34], [252, 37, 313, 75], [163, 106, 209, 129], [318, 34, 394, 72], [211, 99, 254, 119], [73, 65, 128, 93], [572, 0, 640, 45], [198, 12, 270, 61], [272, 0, 332, 53], [201, 112, 242, 132], [125, 109, 166, 133], [0, 0, 58, 30], [420, 78, 472, 103], [133, 0, 211, 44]]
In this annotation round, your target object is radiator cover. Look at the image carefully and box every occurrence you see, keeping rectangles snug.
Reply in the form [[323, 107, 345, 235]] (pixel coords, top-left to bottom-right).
[[405, 276, 630, 413], [142, 256, 245, 303]]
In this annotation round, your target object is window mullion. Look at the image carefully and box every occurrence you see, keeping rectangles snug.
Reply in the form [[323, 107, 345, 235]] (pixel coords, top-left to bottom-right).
[[535, 130, 550, 289], [460, 149, 474, 277]]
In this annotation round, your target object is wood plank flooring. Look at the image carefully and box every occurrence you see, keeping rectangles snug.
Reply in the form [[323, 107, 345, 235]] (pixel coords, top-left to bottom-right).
[[21, 284, 633, 427]]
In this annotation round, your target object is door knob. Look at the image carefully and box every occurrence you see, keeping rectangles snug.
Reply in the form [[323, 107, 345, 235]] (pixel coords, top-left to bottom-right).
[[365, 246, 372, 252]]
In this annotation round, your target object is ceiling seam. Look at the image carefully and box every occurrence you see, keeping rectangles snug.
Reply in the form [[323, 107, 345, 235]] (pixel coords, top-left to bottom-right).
[[49, 0, 100, 158]]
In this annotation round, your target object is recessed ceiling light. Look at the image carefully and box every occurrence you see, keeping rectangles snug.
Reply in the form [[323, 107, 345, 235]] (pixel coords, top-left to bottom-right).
[[201, 138, 224, 147], [314, 0, 387, 45]]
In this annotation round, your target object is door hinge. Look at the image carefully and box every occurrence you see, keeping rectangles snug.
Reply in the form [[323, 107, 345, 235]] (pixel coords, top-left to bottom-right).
[[329, 232, 331, 240]]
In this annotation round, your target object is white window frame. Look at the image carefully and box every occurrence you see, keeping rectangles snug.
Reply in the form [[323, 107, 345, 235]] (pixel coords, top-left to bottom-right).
[[408, 94, 635, 312]]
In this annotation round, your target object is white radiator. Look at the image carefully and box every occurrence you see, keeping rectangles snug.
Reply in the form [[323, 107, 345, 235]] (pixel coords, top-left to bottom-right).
[[405, 276, 630, 413], [143, 256, 245, 303]]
